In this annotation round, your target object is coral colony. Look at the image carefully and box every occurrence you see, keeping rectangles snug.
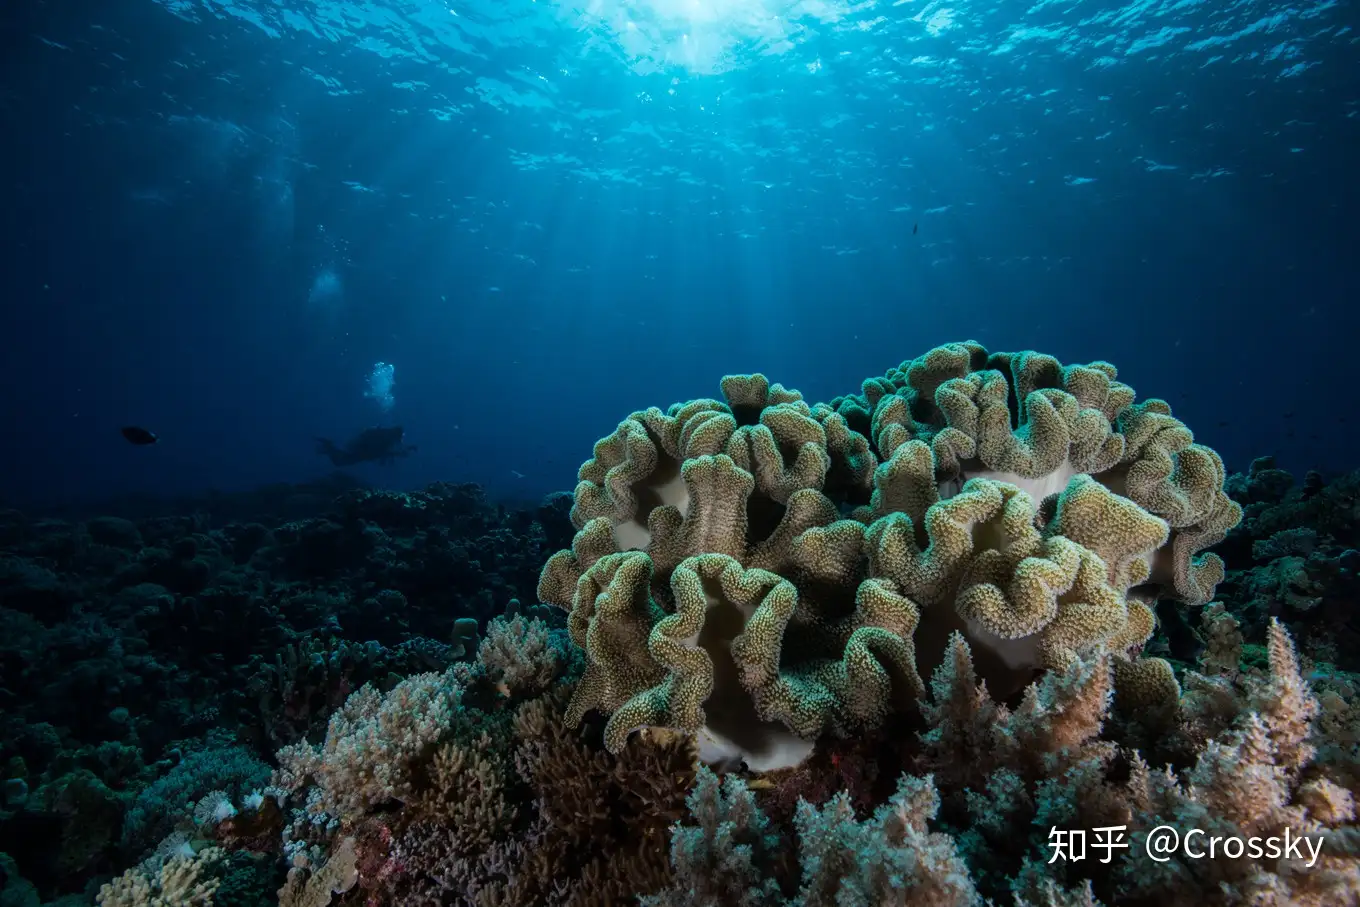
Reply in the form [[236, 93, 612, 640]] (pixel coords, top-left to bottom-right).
[[2, 342, 1357, 906]]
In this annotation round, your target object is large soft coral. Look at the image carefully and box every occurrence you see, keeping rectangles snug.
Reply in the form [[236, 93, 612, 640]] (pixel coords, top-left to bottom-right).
[[826, 344, 1240, 608], [539, 343, 1242, 769]]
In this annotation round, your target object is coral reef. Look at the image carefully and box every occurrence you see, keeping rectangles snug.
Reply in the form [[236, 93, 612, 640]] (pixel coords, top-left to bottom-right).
[[129, 609, 1358, 906], [97, 846, 224, 906], [0, 481, 566, 901], [3, 344, 1358, 907], [1216, 457, 1360, 668], [265, 617, 693, 906], [539, 342, 1240, 769]]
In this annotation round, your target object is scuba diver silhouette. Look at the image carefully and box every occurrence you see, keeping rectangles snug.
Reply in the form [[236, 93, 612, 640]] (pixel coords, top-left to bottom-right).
[[315, 426, 417, 467]]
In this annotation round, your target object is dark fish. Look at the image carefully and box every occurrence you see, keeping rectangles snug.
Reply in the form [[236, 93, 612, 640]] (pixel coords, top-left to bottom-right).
[[121, 426, 158, 445], [912, 222, 918, 235]]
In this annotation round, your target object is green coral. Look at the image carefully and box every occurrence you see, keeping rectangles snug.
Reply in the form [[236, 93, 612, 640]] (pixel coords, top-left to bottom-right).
[[539, 342, 1242, 769]]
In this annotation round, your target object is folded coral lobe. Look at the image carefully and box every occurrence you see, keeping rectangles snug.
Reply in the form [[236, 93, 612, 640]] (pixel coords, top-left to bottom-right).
[[539, 343, 1241, 769]]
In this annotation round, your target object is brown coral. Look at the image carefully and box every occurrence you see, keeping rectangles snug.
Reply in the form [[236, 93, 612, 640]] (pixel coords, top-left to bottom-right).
[[96, 847, 224, 907], [278, 837, 358, 907], [541, 344, 1240, 769], [269, 624, 695, 907]]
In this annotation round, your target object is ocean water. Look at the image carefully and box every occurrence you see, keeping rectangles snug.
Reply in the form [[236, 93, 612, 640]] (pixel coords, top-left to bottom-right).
[[1, 3, 1359, 904], [1, 0, 1355, 509]]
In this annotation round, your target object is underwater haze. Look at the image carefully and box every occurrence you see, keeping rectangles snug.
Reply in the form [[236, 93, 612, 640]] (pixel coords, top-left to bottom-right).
[[0, 0, 1356, 507], [6, 3, 1360, 906]]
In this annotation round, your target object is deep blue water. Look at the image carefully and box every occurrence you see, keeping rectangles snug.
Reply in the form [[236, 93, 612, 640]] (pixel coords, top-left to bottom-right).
[[1, 0, 1356, 511]]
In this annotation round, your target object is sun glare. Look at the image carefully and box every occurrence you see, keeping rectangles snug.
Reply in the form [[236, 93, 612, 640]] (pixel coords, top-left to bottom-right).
[[567, 0, 849, 74]]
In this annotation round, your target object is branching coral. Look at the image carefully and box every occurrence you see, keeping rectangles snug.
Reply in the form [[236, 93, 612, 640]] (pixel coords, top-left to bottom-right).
[[278, 835, 358, 907], [539, 342, 1241, 769], [642, 765, 977, 907], [258, 614, 693, 907], [245, 636, 457, 748], [71, 387, 1355, 907], [273, 670, 461, 815], [651, 618, 1357, 906], [372, 678, 694, 907], [923, 618, 1357, 905], [476, 613, 570, 699], [96, 846, 224, 907], [909, 634, 1126, 898], [1115, 621, 1360, 906]]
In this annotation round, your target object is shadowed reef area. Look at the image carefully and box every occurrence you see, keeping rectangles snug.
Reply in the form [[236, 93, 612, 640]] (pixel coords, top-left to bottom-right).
[[1, 342, 1357, 907]]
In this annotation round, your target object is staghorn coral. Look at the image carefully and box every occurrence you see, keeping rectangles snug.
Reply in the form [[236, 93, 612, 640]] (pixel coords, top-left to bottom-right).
[[539, 343, 1240, 768], [501, 689, 695, 906], [244, 635, 459, 748], [404, 734, 518, 849]]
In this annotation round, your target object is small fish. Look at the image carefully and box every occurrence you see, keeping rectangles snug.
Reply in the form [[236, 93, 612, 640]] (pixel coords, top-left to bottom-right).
[[511, 470, 525, 479], [120, 425, 158, 445], [912, 222, 918, 235], [746, 778, 775, 791]]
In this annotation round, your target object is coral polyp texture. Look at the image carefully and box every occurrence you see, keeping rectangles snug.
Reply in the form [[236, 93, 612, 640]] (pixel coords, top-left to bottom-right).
[[538, 341, 1243, 769]]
